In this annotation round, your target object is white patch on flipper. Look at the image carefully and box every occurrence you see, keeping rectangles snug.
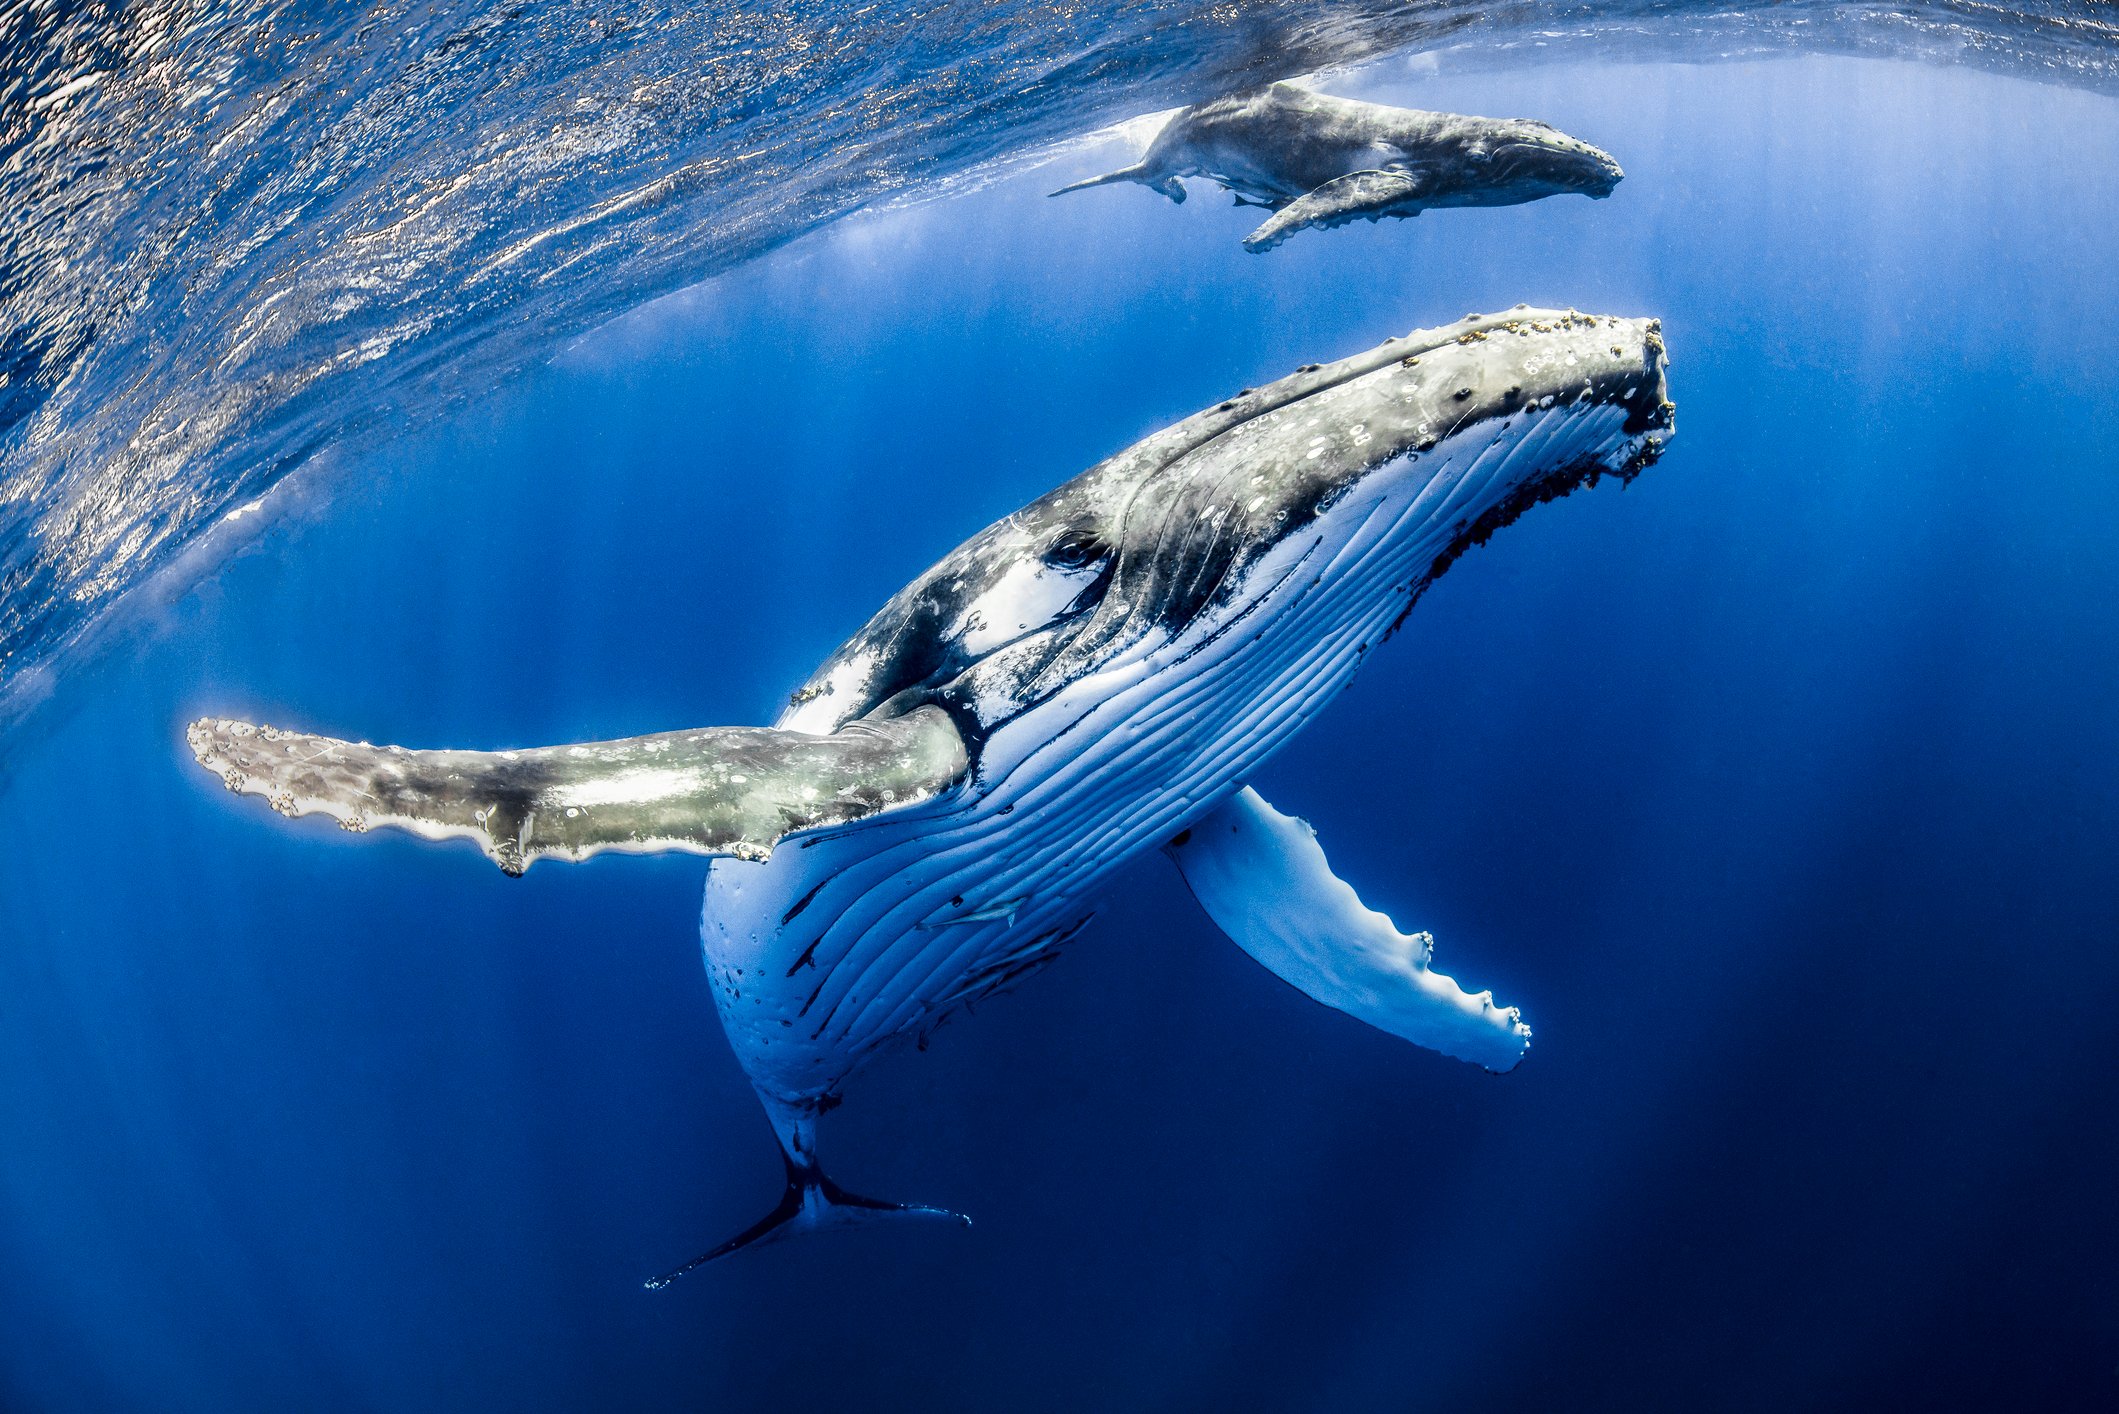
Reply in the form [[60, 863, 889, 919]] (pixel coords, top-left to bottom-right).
[[551, 765, 715, 809], [1167, 785, 1531, 1072]]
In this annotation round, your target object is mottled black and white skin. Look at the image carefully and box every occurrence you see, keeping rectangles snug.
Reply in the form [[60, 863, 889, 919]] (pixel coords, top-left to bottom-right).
[[1050, 83, 1623, 251], [188, 307, 1674, 1283]]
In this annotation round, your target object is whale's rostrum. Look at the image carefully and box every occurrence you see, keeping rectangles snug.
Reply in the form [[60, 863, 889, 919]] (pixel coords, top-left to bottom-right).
[[187, 307, 1674, 1282]]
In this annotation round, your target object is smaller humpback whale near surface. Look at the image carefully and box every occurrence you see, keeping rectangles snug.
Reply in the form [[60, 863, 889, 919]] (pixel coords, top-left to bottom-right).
[[187, 307, 1673, 1285], [1051, 83, 1623, 251]]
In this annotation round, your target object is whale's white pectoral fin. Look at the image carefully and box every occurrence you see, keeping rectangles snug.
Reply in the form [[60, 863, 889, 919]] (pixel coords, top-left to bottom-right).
[[185, 705, 968, 876], [1242, 169, 1424, 252], [1165, 787, 1531, 1072]]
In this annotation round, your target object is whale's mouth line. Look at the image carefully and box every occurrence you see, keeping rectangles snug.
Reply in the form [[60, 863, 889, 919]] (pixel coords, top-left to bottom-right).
[[1403, 314, 1675, 597], [1424, 432, 1666, 597], [1375, 452, 1623, 650]]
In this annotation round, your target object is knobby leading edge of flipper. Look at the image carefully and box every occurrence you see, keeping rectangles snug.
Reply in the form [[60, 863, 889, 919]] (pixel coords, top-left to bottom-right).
[[185, 705, 969, 876], [1165, 786, 1532, 1073], [1242, 169, 1427, 252]]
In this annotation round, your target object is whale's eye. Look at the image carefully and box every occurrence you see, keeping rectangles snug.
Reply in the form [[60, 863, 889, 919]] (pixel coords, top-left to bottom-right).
[[1043, 527, 1108, 572]]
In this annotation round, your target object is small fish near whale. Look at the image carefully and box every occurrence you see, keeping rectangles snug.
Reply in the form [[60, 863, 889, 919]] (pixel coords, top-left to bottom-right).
[[1051, 83, 1624, 251], [187, 306, 1673, 1285]]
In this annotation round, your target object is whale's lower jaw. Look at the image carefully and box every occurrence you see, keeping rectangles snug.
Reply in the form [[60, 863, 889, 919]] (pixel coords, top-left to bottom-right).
[[1424, 426, 1666, 598], [703, 387, 1664, 1108]]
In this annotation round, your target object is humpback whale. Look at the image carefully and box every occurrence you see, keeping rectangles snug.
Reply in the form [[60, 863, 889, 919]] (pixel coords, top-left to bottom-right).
[[1050, 84, 1623, 251], [187, 307, 1674, 1284]]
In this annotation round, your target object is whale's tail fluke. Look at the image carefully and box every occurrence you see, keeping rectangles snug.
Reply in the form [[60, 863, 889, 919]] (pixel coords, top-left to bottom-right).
[[1047, 163, 1186, 203], [645, 1109, 969, 1288]]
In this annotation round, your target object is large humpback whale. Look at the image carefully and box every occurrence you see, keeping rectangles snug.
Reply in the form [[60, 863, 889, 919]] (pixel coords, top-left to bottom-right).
[[1051, 84, 1623, 251], [187, 307, 1674, 1285]]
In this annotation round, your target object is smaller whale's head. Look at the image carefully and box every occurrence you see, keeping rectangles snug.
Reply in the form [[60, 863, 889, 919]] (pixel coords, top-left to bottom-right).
[[1481, 118, 1624, 200]]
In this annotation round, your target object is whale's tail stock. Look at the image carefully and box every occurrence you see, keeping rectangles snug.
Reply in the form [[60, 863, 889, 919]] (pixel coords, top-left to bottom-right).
[[1047, 162, 1186, 203], [645, 1111, 969, 1289]]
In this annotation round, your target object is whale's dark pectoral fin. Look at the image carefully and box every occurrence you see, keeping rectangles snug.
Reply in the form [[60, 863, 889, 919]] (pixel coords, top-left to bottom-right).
[[1241, 169, 1424, 252], [645, 1156, 970, 1290], [184, 706, 967, 875], [1164, 786, 1531, 1073]]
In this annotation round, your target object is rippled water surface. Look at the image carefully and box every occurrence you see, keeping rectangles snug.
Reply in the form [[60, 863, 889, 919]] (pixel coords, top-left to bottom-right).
[[2, 9, 2118, 1413], [3, 1, 2119, 721]]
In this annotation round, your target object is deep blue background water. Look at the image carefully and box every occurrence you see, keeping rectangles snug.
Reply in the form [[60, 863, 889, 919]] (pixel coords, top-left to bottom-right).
[[3, 55, 2118, 1411]]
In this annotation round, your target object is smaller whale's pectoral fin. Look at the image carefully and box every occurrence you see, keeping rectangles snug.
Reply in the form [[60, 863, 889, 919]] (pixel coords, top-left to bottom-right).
[[1241, 169, 1425, 252], [185, 705, 968, 875], [1048, 162, 1185, 204], [645, 1117, 969, 1288], [1165, 786, 1531, 1073]]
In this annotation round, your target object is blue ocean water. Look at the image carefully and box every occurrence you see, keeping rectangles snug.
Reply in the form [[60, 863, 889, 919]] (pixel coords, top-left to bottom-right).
[[2, 46, 2118, 1414]]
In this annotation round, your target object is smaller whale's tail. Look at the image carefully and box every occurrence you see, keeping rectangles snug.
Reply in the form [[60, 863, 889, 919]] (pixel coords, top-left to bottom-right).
[[1048, 163, 1186, 203], [645, 1113, 968, 1288]]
